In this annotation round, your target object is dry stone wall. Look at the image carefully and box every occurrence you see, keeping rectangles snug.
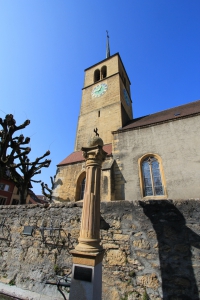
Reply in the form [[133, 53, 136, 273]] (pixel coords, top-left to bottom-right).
[[0, 200, 200, 300]]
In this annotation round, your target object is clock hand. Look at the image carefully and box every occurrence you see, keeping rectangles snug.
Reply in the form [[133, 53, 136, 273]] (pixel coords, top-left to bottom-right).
[[96, 85, 101, 91]]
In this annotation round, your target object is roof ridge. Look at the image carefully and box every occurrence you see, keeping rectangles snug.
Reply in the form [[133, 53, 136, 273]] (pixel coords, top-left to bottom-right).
[[57, 144, 112, 166], [143, 99, 200, 117], [114, 99, 200, 133]]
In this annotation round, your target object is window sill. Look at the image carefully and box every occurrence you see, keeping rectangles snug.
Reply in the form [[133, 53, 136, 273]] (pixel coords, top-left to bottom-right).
[[142, 195, 168, 200]]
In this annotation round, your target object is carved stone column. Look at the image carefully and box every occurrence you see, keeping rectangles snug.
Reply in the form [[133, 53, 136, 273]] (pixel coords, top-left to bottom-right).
[[69, 136, 107, 300], [75, 144, 106, 253]]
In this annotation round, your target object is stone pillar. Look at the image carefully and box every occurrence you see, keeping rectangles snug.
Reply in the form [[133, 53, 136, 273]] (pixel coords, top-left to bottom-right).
[[69, 136, 107, 300], [75, 145, 106, 253]]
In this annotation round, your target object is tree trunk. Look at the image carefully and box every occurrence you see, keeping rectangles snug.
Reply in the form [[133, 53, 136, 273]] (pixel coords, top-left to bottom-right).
[[19, 185, 28, 204]]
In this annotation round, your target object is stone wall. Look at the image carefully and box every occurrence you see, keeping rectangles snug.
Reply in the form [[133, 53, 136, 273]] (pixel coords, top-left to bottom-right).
[[0, 200, 200, 300]]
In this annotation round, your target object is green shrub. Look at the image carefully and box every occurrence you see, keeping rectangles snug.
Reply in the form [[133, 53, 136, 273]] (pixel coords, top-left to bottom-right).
[[129, 270, 135, 277], [9, 279, 15, 286], [142, 289, 149, 300]]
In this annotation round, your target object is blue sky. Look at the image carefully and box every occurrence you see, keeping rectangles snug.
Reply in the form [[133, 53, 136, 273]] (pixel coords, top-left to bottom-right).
[[0, 1, 200, 195]]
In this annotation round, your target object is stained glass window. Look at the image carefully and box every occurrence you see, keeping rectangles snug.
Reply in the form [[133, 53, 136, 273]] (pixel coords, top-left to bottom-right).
[[142, 157, 164, 196]]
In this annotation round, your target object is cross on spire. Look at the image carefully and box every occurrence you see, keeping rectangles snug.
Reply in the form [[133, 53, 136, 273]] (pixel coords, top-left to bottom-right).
[[106, 30, 110, 58], [94, 128, 99, 137]]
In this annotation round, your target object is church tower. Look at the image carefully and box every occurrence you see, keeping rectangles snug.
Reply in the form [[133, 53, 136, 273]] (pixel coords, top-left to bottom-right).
[[75, 50, 133, 150], [53, 37, 133, 202]]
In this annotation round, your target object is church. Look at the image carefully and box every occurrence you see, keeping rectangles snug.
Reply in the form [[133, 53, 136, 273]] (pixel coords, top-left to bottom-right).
[[52, 42, 200, 203]]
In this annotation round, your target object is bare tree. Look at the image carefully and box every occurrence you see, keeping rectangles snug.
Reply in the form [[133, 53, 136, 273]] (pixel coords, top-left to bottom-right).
[[41, 176, 55, 203], [0, 114, 51, 204], [11, 151, 51, 204], [0, 114, 30, 177]]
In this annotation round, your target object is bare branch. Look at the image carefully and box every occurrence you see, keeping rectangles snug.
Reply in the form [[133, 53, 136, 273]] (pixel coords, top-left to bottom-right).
[[0, 113, 51, 204]]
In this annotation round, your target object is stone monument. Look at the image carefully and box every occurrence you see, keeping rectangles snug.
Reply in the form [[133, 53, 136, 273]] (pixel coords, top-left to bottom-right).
[[69, 132, 107, 300]]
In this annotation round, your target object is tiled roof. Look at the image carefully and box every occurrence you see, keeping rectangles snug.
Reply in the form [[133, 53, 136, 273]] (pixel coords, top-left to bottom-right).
[[102, 158, 114, 170], [114, 100, 200, 133], [29, 191, 48, 204], [58, 143, 112, 166]]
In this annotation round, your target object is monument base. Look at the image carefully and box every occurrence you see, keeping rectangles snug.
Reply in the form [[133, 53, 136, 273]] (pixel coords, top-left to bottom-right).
[[69, 251, 104, 300]]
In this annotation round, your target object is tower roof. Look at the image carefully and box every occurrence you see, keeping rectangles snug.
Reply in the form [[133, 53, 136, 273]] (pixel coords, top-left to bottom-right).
[[106, 30, 110, 58]]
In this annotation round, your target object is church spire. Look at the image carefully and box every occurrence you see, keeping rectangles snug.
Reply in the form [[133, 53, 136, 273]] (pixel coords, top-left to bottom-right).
[[106, 30, 110, 58]]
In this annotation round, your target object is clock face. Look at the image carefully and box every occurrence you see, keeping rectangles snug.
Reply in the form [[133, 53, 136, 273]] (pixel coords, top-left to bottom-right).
[[91, 83, 108, 98], [123, 89, 131, 106]]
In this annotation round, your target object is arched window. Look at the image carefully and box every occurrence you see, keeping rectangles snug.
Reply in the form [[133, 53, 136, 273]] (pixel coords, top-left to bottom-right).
[[75, 171, 86, 201], [139, 155, 166, 198], [101, 66, 107, 79], [94, 69, 100, 82], [80, 177, 86, 200]]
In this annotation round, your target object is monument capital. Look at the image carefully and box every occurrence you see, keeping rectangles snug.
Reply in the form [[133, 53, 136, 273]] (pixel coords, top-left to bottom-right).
[[81, 145, 107, 167]]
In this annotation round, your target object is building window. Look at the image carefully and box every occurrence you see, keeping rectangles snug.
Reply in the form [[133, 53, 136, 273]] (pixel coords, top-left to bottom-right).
[[75, 171, 86, 201], [0, 183, 9, 191], [80, 178, 86, 200], [139, 154, 166, 198], [101, 66, 107, 79], [94, 69, 100, 82], [0, 197, 6, 205], [12, 199, 19, 205]]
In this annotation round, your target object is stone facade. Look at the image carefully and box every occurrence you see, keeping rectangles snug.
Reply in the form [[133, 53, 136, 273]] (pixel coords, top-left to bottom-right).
[[0, 200, 200, 299], [75, 53, 133, 151], [53, 157, 115, 202], [112, 114, 200, 200], [53, 161, 85, 202]]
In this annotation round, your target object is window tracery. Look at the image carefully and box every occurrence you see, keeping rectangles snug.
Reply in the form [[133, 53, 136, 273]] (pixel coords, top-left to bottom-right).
[[80, 177, 86, 200], [139, 154, 166, 198]]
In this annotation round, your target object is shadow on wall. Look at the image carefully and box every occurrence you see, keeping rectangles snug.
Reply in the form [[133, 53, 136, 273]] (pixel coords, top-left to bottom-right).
[[54, 178, 63, 188], [52, 179, 69, 202], [140, 200, 200, 300], [113, 160, 126, 200]]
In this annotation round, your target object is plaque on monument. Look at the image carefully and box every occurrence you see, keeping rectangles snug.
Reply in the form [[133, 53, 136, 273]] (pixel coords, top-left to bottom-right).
[[74, 266, 92, 282]]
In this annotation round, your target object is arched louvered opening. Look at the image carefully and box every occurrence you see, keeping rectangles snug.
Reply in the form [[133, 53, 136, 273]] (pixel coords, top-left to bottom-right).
[[94, 69, 100, 82], [101, 66, 107, 79]]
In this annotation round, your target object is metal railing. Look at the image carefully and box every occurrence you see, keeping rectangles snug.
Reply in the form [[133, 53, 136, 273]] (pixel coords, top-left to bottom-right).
[[45, 272, 71, 300]]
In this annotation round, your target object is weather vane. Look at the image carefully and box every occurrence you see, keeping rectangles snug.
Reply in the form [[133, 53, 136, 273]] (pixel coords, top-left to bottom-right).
[[94, 128, 99, 137]]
